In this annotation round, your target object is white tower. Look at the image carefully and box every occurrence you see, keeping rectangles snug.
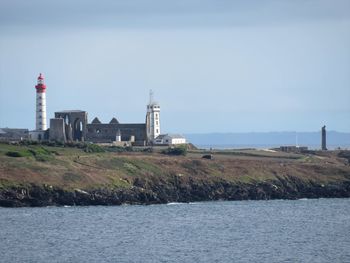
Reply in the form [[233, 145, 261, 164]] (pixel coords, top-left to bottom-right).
[[146, 90, 161, 142], [35, 73, 47, 131], [116, 129, 121, 142]]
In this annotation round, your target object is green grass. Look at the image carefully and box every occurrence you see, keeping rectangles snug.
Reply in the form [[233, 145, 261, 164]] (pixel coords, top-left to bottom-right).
[[0, 179, 26, 189], [107, 175, 132, 189], [1, 142, 350, 191], [95, 157, 163, 177]]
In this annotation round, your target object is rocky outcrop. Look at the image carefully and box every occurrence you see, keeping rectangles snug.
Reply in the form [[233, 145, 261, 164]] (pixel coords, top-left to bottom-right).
[[1, 175, 350, 207]]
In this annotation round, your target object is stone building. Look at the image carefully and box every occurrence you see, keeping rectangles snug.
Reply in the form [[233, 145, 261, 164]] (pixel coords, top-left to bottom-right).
[[0, 128, 29, 141], [86, 117, 147, 144], [153, 134, 186, 145], [25, 74, 168, 145], [49, 111, 147, 145], [145, 90, 161, 142], [48, 90, 161, 145]]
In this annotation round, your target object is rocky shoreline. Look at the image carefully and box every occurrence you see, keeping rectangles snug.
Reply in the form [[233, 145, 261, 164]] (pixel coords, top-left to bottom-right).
[[1, 143, 350, 207], [1, 175, 350, 207]]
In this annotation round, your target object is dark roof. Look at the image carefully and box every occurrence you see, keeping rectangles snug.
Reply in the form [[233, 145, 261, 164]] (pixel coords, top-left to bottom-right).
[[155, 134, 186, 140], [91, 117, 101, 124], [167, 134, 185, 139], [59, 110, 86, 113], [0, 128, 29, 139], [0, 128, 29, 133], [109, 117, 119, 124]]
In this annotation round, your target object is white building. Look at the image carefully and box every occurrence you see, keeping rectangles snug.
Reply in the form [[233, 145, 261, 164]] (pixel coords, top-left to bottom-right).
[[146, 90, 161, 142], [154, 134, 186, 145]]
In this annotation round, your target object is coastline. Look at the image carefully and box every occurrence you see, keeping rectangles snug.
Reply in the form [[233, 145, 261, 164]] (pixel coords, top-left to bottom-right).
[[1, 178, 350, 207], [1, 143, 350, 207]]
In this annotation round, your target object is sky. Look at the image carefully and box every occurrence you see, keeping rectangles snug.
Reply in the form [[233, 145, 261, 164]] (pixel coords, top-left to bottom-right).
[[0, 0, 349, 133]]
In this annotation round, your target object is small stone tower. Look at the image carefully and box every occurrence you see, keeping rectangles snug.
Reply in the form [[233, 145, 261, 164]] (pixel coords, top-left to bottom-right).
[[116, 129, 121, 142], [35, 73, 47, 131], [321, 125, 327, 150], [146, 90, 161, 142]]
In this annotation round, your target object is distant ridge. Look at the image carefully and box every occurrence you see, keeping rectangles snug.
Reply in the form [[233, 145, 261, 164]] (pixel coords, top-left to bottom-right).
[[185, 131, 350, 149]]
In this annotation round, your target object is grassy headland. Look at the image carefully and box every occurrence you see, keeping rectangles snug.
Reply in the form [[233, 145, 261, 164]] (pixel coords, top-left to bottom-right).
[[0, 142, 349, 207]]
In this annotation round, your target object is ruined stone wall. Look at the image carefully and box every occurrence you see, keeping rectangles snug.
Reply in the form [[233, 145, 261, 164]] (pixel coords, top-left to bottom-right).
[[49, 118, 66, 142], [86, 123, 146, 143], [54, 111, 88, 142]]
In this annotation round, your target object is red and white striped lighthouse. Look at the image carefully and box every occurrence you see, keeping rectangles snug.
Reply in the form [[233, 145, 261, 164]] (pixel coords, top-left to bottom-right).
[[35, 73, 47, 131]]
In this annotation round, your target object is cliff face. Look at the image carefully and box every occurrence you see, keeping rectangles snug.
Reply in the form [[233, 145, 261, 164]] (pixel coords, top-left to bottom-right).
[[0, 143, 350, 207], [1, 174, 350, 207]]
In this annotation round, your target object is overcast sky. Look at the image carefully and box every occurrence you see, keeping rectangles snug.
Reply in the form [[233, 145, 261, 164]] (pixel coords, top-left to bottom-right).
[[0, 0, 349, 133]]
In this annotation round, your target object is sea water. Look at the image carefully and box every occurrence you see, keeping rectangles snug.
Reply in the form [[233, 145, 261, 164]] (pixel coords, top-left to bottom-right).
[[1, 198, 350, 263]]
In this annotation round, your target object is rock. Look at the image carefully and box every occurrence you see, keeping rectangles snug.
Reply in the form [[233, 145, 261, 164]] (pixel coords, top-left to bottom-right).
[[0, 176, 350, 207]]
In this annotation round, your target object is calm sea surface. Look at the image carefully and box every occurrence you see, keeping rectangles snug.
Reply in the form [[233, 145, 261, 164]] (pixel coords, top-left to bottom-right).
[[1, 199, 350, 263], [197, 144, 350, 150]]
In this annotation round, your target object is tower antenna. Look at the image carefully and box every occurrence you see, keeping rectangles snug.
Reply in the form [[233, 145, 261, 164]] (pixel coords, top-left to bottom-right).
[[149, 89, 154, 104]]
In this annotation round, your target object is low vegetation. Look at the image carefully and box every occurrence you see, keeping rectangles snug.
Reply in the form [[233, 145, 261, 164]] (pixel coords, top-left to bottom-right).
[[161, 145, 187, 156], [0, 141, 349, 192]]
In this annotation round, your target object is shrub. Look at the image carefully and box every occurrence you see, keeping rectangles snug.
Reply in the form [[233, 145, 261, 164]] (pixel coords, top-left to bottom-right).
[[26, 147, 53, 162], [19, 140, 39, 146], [161, 145, 187, 156], [6, 151, 24, 157], [106, 146, 126, 153], [142, 147, 153, 153], [83, 143, 105, 153]]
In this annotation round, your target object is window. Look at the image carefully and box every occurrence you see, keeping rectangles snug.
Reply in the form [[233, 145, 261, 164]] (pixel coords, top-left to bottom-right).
[[156, 121, 158, 125], [96, 129, 101, 134], [156, 129, 159, 133]]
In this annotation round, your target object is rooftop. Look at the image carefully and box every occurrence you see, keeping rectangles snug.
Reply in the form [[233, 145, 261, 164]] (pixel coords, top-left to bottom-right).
[[56, 110, 86, 113]]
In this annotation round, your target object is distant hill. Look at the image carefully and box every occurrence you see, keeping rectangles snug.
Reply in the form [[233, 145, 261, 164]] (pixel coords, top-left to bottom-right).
[[185, 131, 350, 149]]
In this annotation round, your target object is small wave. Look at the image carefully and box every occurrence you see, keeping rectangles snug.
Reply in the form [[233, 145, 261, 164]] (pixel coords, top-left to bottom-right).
[[167, 202, 184, 205], [298, 198, 308, 201], [63, 205, 71, 208]]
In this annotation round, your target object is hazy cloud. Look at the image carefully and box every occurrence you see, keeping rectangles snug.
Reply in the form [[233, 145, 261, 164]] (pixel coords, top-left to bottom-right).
[[1, 0, 349, 30], [0, 0, 349, 132]]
